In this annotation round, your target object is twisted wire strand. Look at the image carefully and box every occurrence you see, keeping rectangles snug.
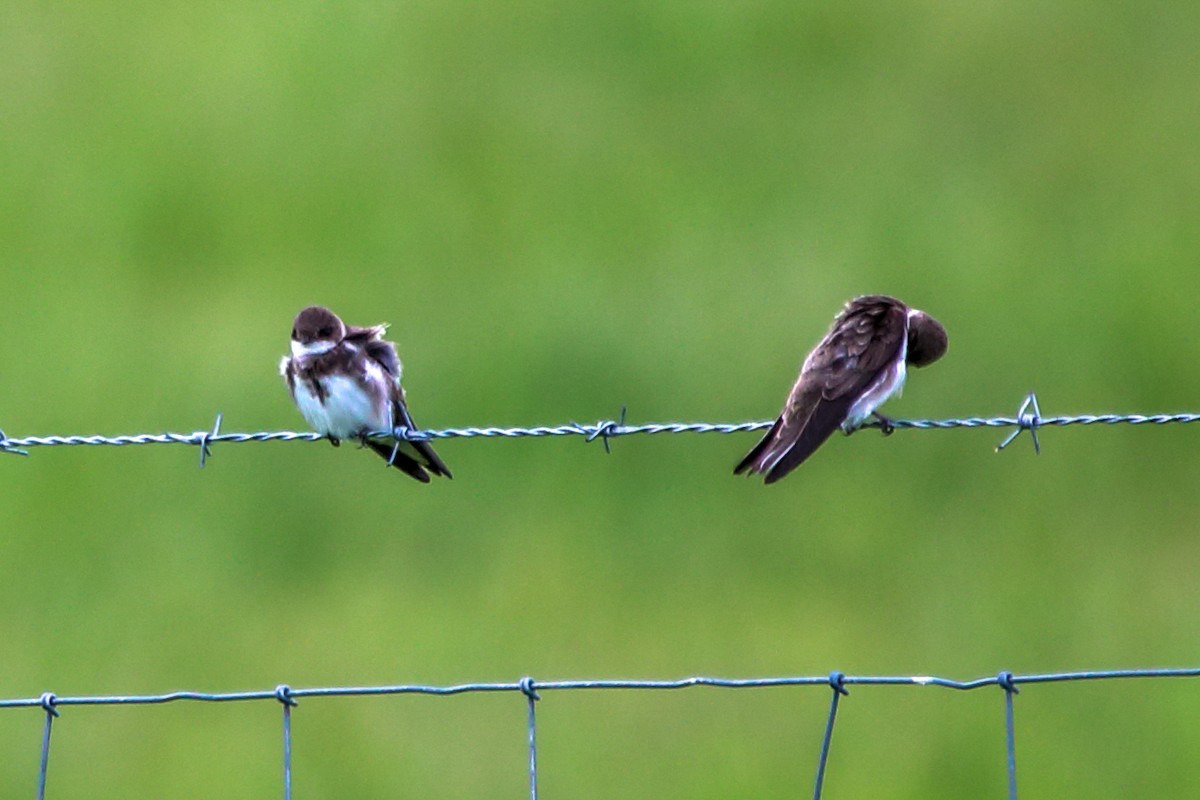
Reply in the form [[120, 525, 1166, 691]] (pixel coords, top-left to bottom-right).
[[2, 392, 1198, 460]]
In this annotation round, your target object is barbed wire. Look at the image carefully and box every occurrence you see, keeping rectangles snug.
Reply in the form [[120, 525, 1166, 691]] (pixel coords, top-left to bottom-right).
[[7, 667, 1200, 800], [2, 392, 1199, 466]]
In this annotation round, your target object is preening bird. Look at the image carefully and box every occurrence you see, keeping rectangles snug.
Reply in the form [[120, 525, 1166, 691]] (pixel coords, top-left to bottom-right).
[[734, 295, 948, 483]]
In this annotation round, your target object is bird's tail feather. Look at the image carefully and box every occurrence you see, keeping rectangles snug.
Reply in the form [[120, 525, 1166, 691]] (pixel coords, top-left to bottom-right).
[[734, 394, 852, 483], [733, 418, 784, 476], [365, 440, 453, 483]]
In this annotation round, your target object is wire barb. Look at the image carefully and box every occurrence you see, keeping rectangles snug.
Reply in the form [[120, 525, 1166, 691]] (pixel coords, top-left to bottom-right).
[[0, 427, 30, 457], [196, 412, 223, 468], [996, 392, 1042, 454], [391, 425, 432, 443], [584, 405, 627, 454]]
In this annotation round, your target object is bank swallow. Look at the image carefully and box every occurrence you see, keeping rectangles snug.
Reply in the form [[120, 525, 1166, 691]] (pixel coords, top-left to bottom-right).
[[734, 295, 947, 483], [280, 305, 452, 482]]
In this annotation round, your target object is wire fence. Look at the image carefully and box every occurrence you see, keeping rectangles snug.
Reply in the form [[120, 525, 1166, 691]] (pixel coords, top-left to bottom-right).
[[3, 392, 1200, 465], [6, 392, 1200, 796], [6, 667, 1200, 799]]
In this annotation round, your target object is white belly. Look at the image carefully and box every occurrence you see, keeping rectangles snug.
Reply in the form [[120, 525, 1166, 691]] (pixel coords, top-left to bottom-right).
[[843, 360, 906, 430], [842, 334, 908, 431], [294, 373, 391, 439]]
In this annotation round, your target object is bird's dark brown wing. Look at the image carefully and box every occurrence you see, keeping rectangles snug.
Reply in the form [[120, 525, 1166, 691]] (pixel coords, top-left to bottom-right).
[[348, 327, 401, 379], [813, 297, 907, 401], [363, 392, 452, 481], [344, 323, 388, 342], [735, 297, 907, 482], [349, 327, 452, 480], [387, 387, 453, 479], [733, 383, 841, 482]]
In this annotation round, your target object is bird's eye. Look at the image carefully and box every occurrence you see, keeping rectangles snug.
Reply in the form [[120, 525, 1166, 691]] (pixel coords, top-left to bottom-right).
[[318, 326, 333, 338], [291, 327, 298, 339]]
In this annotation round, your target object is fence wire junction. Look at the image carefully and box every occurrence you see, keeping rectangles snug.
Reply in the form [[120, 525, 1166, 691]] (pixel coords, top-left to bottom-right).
[[2, 392, 1199, 465], [6, 667, 1200, 800]]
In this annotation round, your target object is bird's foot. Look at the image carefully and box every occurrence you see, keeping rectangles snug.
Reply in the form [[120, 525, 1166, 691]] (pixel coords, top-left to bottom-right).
[[873, 412, 895, 437], [329, 436, 341, 448]]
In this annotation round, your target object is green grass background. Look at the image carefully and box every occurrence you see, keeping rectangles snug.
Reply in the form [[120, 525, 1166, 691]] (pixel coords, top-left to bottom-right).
[[3, 2, 1200, 797]]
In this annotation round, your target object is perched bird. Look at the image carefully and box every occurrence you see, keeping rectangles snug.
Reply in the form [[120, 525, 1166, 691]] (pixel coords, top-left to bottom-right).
[[280, 305, 452, 482], [734, 295, 947, 484]]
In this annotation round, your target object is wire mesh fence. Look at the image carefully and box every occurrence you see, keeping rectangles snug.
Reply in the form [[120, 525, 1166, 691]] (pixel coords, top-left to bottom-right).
[[2, 392, 1199, 466], [6, 668, 1200, 800]]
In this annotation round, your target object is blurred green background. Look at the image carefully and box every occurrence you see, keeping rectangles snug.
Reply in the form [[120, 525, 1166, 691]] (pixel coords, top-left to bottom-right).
[[2, 2, 1200, 797]]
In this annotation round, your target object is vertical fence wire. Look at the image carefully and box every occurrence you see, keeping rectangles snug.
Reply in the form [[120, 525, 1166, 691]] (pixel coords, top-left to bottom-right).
[[276, 685, 296, 800], [811, 673, 848, 800], [36, 694, 57, 800], [998, 672, 1019, 800], [520, 678, 540, 800]]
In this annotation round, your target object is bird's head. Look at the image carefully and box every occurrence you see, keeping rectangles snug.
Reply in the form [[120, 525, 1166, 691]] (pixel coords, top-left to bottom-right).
[[290, 306, 347, 357], [907, 310, 948, 367]]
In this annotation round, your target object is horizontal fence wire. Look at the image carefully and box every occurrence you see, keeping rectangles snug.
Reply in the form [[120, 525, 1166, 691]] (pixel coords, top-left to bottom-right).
[[2, 392, 1200, 465], [7, 668, 1200, 799]]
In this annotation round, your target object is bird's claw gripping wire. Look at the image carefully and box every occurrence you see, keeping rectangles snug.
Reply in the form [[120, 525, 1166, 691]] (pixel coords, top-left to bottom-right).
[[872, 412, 896, 437]]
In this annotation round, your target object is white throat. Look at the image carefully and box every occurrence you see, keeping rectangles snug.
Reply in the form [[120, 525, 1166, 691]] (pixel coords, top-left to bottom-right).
[[291, 339, 336, 359]]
